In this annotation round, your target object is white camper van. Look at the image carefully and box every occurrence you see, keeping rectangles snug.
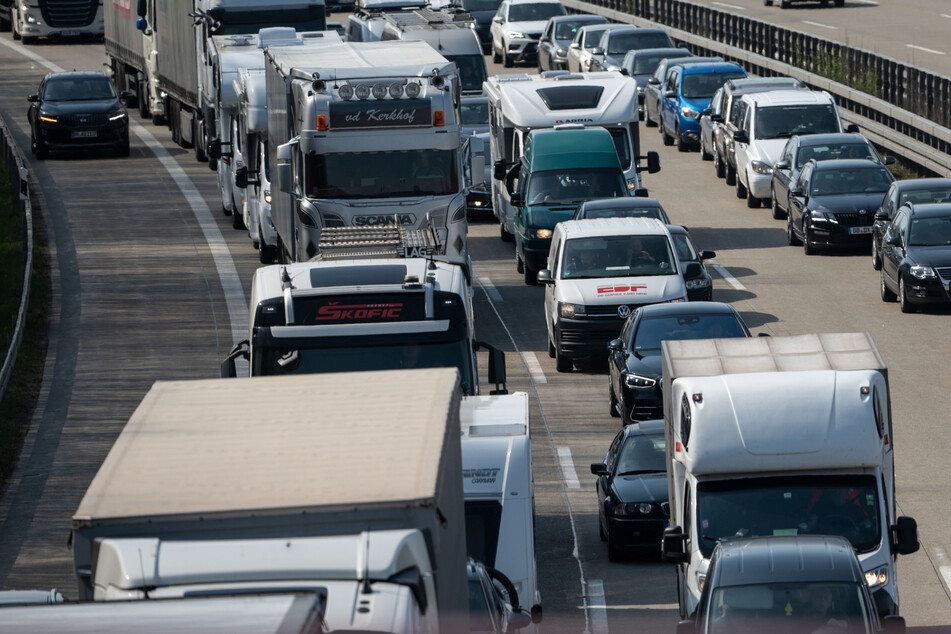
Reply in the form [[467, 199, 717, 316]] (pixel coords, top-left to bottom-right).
[[659, 333, 919, 618]]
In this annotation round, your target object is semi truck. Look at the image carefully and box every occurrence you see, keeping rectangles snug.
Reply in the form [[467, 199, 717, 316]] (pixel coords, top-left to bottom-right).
[[72, 370, 468, 633], [658, 333, 919, 618], [265, 40, 473, 262], [1, 0, 102, 44], [484, 71, 659, 243]]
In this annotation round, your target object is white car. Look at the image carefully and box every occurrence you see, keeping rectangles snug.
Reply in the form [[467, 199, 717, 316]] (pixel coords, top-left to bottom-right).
[[538, 218, 698, 373], [490, 0, 565, 68]]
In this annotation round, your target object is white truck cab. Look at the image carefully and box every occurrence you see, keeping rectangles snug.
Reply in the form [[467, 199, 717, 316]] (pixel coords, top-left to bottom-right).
[[538, 217, 695, 372], [660, 333, 919, 619]]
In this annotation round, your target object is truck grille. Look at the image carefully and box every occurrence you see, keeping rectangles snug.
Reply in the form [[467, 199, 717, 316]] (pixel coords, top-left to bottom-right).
[[586, 304, 635, 317], [40, 0, 99, 28]]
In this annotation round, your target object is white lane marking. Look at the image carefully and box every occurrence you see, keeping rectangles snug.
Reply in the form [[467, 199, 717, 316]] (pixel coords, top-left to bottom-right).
[[476, 277, 594, 632], [852, 0, 877, 4], [802, 20, 839, 30], [711, 264, 747, 291], [933, 548, 951, 594], [557, 446, 581, 489], [712, 1, 744, 9], [522, 351, 548, 384], [942, 14, 951, 19], [1, 40, 248, 372], [907, 44, 946, 56], [477, 276, 503, 302], [587, 579, 609, 634]]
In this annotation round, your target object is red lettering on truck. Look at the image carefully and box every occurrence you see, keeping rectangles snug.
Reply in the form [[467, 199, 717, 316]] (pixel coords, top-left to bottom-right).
[[312, 302, 403, 322]]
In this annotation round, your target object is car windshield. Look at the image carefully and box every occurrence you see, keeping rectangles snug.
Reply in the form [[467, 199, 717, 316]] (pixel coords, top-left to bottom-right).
[[608, 32, 673, 55], [616, 431, 666, 474], [581, 205, 668, 222], [898, 187, 951, 206], [909, 215, 951, 246], [680, 71, 746, 99], [446, 54, 488, 93], [706, 582, 873, 634], [462, 0, 502, 11], [461, 101, 489, 126], [305, 149, 458, 198], [527, 168, 626, 206], [583, 28, 607, 48], [561, 234, 676, 279], [755, 105, 840, 140], [633, 53, 685, 75], [508, 2, 564, 21], [555, 19, 598, 39], [632, 313, 746, 351], [795, 142, 875, 168], [696, 475, 882, 558], [810, 167, 892, 196], [43, 77, 116, 101]]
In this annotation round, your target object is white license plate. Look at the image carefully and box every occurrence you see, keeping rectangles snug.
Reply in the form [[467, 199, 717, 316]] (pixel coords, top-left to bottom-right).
[[60, 30, 80, 36], [849, 226, 873, 235], [71, 131, 97, 139]]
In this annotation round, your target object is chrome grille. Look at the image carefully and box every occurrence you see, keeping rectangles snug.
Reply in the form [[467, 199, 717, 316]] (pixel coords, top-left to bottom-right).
[[935, 267, 951, 280], [40, 0, 99, 28]]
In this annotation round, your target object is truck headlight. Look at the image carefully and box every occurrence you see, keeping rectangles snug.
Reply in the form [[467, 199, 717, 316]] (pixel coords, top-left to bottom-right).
[[626, 177, 638, 191], [910, 264, 936, 280], [864, 566, 888, 588], [624, 373, 656, 388], [680, 106, 700, 119], [750, 160, 772, 175], [559, 302, 585, 318], [264, 190, 271, 204]]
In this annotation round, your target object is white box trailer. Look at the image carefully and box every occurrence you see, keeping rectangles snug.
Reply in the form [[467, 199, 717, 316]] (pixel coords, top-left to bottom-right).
[[72, 370, 468, 633], [460, 392, 541, 624], [483, 71, 660, 241], [659, 333, 919, 619]]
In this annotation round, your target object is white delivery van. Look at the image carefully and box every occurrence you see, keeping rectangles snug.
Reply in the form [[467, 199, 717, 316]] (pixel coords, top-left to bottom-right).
[[537, 217, 699, 372], [659, 333, 919, 619]]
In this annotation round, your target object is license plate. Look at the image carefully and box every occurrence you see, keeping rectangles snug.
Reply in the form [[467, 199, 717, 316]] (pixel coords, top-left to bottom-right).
[[60, 30, 80, 36], [849, 226, 873, 235], [71, 131, 97, 139]]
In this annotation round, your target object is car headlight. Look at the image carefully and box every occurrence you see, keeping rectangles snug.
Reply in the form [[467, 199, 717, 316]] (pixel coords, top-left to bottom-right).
[[685, 277, 710, 289], [624, 373, 657, 388], [532, 228, 552, 239], [507, 30, 525, 39], [750, 160, 772, 175], [613, 502, 654, 516], [38, 114, 58, 123], [864, 566, 888, 588], [680, 106, 700, 119], [810, 209, 837, 223], [264, 190, 271, 204], [559, 302, 585, 318], [108, 110, 127, 121], [910, 264, 936, 280], [555, 47, 566, 56]]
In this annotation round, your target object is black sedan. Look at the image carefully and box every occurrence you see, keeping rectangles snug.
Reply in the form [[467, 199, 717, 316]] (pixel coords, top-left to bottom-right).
[[769, 132, 891, 220], [668, 225, 716, 301], [880, 203, 951, 313], [28, 71, 131, 160], [573, 197, 670, 223], [608, 302, 751, 424], [786, 158, 894, 255], [871, 177, 951, 270], [591, 420, 668, 561]]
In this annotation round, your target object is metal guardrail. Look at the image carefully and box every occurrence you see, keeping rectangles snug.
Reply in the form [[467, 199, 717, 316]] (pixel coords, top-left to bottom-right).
[[564, 0, 951, 177], [0, 112, 34, 404]]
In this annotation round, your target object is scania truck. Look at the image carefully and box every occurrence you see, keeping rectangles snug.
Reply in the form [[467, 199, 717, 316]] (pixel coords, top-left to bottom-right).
[[265, 39, 472, 262], [3, 0, 102, 44], [659, 333, 919, 619], [72, 370, 469, 633], [484, 70, 660, 242]]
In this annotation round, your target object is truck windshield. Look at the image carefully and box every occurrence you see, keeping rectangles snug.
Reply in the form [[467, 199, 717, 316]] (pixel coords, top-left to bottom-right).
[[755, 104, 840, 139], [305, 149, 459, 199], [561, 234, 677, 279], [696, 475, 882, 558], [527, 168, 626, 206], [254, 339, 475, 395], [446, 55, 488, 93], [211, 8, 327, 34], [680, 71, 747, 100], [706, 582, 873, 634]]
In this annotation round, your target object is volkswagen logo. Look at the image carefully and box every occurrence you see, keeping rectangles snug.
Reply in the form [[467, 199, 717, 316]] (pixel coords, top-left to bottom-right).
[[617, 305, 631, 318]]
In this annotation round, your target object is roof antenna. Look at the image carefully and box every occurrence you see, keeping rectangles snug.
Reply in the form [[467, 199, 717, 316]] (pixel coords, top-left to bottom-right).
[[360, 530, 373, 594]]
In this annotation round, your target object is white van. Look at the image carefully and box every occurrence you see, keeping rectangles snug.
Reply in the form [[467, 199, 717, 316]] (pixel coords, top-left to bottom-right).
[[538, 218, 698, 372], [732, 89, 850, 208]]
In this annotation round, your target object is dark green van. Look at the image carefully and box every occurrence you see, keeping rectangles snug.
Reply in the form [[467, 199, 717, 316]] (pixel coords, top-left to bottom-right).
[[510, 126, 628, 284]]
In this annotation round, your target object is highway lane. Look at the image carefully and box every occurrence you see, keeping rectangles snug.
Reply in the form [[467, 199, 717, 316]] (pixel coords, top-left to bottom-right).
[[0, 34, 948, 634], [697, 0, 951, 77]]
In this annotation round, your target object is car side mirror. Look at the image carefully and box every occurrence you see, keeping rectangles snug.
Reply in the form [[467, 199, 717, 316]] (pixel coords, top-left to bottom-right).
[[662, 525, 688, 564], [590, 462, 609, 476], [492, 15, 503, 23], [619, 68, 629, 76], [509, 611, 532, 630], [773, 160, 790, 171], [733, 130, 749, 144], [676, 619, 696, 634], [790, 185, 804, 198], [845, 123, 860, 133], [633, 188, 649, 197], [683, 262, 702, 280], [882, 615, 906, 634], [700, 250, 716, 260], [27, 93, 39, 102], [510, 192, 523, 207], [607, 338, 623, 351], [664, 90, 676, 99], [892, 516, 919, 555], [570, 41, 581, 49], [700, 108, 711, 117], [874, 209, 889, 221], [648, 77, 660, 85], [677, 42, 690, 50], [710, 113, 723, 123], [885, 234, 901, 247], [537, 269, 554, 284], [883, 155, 896, 165], [591, 47, 604, 56]]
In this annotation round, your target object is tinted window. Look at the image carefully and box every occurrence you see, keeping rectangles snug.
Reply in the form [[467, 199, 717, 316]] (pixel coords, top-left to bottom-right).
[[681, 71, 747, 99], [555, 19, 600, 39], [634, 53, 680, 75], [632, 313, 746, 351], [43, 77, 116, 101], [461, 101, 489, 126], [608, 32, 673, 55], [508, 2, 565, 21], [810, 166, 892, 196], [909, 215, 951, 246], [582, 204, 668, 222], [536, 85, 604, 110], [561, 234, 676, 279], [583, 28, 606, 48], [754, 104, 840, 140], [528, 168, 626, 206], [446, 54, 488, 93], [615, 431, 666, 474], [796, 142, 874, 168], [607, 127, 632, 171], [461, 0, 502, 11], [898, 187, 951, 206], [306, 149, 458, 198]]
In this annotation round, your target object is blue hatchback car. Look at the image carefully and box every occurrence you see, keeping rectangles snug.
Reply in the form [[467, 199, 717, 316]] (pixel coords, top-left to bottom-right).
[[660, 61, 747, 151]]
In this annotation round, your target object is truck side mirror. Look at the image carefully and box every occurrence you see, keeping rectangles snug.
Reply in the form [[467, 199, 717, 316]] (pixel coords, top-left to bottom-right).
[[845, 123, 860, 133], [733, 130, 749, 144], [475, 341, 508, 395], [530, 604, 543, 624], [136, 0, 147, 17], [882, 615, 906, 634], [235, 165, 249, 188], [493, 159, 507, 181], [510, 192, 523, 207], [637, 151, 661, 174], [219, 340, 250, 378], [892, 516, 919, 555], [208, 139, 222, 161], [276, 138, 297, 195], [662, 525, 688, 563], [633, 188, 649, 197], [590, 462, 609, 476], [508, 612, 532, 630], [683, 262, 702, 280], [537, 269, 553, 284]]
